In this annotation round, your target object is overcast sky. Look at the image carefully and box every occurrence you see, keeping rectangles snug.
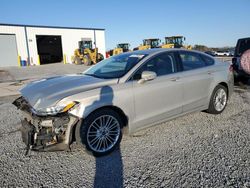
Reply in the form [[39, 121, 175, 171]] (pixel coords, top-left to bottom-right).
[[1, 0, 249, 49]]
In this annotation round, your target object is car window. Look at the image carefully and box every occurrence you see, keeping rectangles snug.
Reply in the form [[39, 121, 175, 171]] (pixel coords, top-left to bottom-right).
[[179, 52, 206, 71], [132, 52, 176, 80], [200, 54, 215, 66], [84, 53, 147, 79]]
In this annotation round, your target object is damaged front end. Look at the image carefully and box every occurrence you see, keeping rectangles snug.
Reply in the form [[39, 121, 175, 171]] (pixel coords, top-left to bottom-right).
[[13, 97, 79, 152]]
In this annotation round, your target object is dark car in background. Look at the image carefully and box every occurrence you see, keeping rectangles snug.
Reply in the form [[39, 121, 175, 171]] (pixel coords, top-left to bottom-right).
[[232, 37, 250, 81]]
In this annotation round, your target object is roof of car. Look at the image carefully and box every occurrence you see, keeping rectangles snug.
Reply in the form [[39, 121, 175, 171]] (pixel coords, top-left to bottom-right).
[[129, 48, 202, 55], [125, 48, 215, 61], [129, 48, 174, 55], [238, 37, 250, 41]]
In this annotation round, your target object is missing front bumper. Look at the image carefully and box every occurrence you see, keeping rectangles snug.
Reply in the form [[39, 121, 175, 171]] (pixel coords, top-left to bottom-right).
[[20, 119, 35, 147], [20, 119, 66, 151], [20, 116, 78, 152], [14, 96, 79, 152]]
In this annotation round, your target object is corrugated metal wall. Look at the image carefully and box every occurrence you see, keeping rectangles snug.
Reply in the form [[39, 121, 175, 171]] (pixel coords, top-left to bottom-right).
[[0, 24, 106, 66]]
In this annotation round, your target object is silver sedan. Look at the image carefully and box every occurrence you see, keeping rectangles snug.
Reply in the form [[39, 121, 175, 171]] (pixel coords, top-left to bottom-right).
[[13, 49, 234, 156]]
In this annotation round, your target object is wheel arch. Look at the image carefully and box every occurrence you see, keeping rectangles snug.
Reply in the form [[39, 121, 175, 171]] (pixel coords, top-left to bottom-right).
[[71, 105, 128, 145], [207, 81, 229, 108], [210, 81, 229, 97], [86, 105, 129, 128], [218, 82, 229, 95], [206, 82, 229, 114]]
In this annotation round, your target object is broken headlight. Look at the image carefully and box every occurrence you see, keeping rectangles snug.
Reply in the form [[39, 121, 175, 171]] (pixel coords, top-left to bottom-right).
[[35, 101, 79, 116]]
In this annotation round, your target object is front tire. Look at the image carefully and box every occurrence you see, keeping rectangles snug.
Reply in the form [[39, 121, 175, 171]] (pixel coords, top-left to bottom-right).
[[206, 85, 228, 114], [76, 108, 123, 157], [83, 55, 92, 66], [73, 56, 82, 65]]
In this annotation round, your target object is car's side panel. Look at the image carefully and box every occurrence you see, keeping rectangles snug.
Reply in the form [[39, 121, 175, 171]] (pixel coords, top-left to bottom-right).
[[66, 82, 135, 126], [65, 52, 233, 136], [131, 73, 183, 132], [176, 50, 215, 112], [180, 67, 214, 112], [205, 62, 234, 105]]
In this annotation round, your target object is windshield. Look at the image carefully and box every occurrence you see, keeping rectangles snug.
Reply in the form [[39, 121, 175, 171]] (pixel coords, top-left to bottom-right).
[[166, 37, 183, 45], [79, 41, 92, 49], [84, 52, 147, 79], [151, 40, 160, 48], [143, 40, 159, 48], [117, 44, 129, 50]]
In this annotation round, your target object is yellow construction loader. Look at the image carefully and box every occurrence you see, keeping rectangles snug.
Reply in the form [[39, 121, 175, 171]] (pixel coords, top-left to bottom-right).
[[133, 38, 161, 51], [106, 43, 130, 58], [161, 36, 192, 49], [72, 38, 104, 66]]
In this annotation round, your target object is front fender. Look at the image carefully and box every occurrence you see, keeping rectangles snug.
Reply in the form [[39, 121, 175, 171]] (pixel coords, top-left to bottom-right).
[[58, 82, 134, 133], [59, 86, 116, 119], [69, 100, 113, 119]]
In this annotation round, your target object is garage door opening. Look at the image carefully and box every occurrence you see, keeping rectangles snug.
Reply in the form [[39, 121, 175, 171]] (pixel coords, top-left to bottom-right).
[[36, 35, 63, 65]]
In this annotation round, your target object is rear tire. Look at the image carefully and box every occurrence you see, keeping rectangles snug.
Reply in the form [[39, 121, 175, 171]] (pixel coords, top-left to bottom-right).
[[98, 53, 104, 62], [206, 85, 228, 114], [75, 108, 123, 157]]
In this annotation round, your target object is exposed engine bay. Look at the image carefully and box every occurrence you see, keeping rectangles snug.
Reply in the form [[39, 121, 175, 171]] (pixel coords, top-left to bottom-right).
[[13, 97, 79, 153]]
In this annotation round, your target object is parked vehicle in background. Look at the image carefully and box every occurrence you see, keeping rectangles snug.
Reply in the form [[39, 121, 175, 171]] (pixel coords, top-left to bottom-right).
[[229, 50, 234, 57], [106, 43, 130, 58], [215, 51, 230, 56], [13, 49, 234, 157], [71, 38, 104, 66], [204, 51, 216, 56], [133, 38, 160, 50], [232, 37, 250, 81], [160, 36, 192, 50]]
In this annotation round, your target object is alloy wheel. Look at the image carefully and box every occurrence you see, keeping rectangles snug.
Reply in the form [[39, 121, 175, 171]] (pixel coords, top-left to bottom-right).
[[86, 115, 121, 153], [213, 88, 227, 112]]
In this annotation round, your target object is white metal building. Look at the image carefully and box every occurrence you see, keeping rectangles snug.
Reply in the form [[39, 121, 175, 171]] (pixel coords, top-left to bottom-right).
[[0, 23, 105, 67]]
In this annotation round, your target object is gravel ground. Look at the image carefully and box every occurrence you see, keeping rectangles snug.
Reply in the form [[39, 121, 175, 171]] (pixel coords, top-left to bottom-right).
[[0, 85, 250, 187]]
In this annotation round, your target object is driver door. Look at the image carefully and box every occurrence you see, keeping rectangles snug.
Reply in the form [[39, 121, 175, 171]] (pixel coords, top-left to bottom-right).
[[131, 52, 183, 131]]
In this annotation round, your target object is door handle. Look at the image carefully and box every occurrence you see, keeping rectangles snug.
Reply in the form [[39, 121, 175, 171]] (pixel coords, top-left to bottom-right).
[[170, 77, 180, 81]]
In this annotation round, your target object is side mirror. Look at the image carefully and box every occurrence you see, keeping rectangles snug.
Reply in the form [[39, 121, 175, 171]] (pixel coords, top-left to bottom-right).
[[138, 71, 157, 84]]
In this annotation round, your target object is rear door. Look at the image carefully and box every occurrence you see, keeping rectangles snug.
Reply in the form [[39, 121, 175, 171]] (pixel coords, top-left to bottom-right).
[[131, 52, 183, 130], [178, 51, 214, 112]]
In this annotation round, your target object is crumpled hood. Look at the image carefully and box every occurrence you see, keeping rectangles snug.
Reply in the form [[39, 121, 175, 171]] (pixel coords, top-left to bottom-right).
[[20, 74, 118, 110]]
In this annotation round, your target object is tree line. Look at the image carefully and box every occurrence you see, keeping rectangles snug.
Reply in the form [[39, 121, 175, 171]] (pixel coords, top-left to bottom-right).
[[192, 45, 235, 52]]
